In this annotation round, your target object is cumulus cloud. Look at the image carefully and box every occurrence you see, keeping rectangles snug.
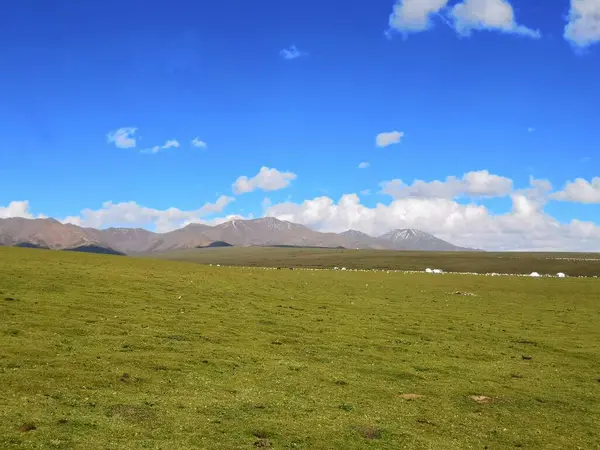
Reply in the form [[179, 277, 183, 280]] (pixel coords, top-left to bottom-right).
[[265, 178, 600, 252], [232, 166, 297, 195], [565, 0, 600, 48], [451, 0, 541, 38], [191, 137, 208, 148], [280, 45, 307, 60], [376, 131, 404, 148], [388, 0, 449, 32], [5, 172, 600, 251], [358, 162, 370, 169], [552, 177, 600, 204], [380, 170, 513, 199], [107, 127, 137, 149], [387, 0, 539, 38], [0, 201, 35, 219], [61, 195, 235, 233]]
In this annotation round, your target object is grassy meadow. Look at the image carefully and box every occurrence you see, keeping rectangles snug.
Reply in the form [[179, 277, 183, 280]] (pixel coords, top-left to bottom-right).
[[148, 246, 600, 277], [1, 246, 599, 449]]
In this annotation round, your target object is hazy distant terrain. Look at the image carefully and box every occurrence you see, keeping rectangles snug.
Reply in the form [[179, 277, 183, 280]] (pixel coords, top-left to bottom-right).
[[146, 246, 600, 277], [0, 217, 474, 254]]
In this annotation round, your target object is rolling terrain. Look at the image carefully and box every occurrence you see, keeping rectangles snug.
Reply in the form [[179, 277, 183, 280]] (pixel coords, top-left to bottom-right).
[[0, 216, 473, 254], [1, 246, 599, 449], [147, 246, 600, 277]]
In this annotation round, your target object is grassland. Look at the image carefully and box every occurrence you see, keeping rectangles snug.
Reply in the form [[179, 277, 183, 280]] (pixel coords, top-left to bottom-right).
[[1, 246, 599, 449], [148, 246, 600, 277]]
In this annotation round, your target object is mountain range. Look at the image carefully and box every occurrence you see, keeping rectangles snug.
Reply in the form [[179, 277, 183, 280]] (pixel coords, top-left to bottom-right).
[[0, 217, 475, 254]]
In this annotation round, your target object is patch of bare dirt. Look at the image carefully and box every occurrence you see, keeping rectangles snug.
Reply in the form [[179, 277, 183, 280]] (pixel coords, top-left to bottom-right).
[[400, 393, 425, 400], [470, 395, 492, 404], [18, 423, 36, 432], [355, 425, 382, 440]]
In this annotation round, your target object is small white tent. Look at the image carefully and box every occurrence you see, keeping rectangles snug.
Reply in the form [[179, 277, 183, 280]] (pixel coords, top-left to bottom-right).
[[425, 268, 433, 273], [529, 272, 541, 277], [556, 272, 566, 278]]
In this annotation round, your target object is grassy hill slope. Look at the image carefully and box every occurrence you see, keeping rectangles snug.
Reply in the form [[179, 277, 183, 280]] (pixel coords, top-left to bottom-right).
[[1, 247, 599, 449]]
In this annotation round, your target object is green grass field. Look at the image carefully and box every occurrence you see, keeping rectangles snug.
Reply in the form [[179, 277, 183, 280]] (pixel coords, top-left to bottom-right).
[[1, 247, 599, 449], [148, 246, 600, 277]]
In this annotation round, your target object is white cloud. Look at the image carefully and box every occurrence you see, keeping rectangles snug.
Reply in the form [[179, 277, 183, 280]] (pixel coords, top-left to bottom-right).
[[380, 170, 513, 199], [4, 172, 600, 251], [232, 166, 297, 195], [0, 201, 35, 219], [565, 0, 600, 48], [61, 195, 235, 233], [387, 0, 539, 38], [162, 140, 180, 149], [388, 0, 449, 32], [280, 45, 307, 60], [143, 139, 181, 154], [552, 177, 600, 204], [358, 162, 370, 169], [191, 137, 208, 149], [265, 177, 600, 252], [528, 127, 536, 132], [107, 127, 137, 149], [451, 0, 541, 38], [376, 131, 404, 148]]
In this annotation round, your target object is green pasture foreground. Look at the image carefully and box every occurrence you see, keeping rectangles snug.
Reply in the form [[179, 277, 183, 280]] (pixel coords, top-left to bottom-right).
[[148, 246, 600, 277], [0, 247, 599, 449]]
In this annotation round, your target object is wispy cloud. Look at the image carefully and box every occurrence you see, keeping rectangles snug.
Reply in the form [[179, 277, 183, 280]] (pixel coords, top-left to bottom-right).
[[358, 162, 370, 169], [107, 127, 137, 149], [162, 140, 180, 149], [142, 139, 181, 154], [527, 127, 536, 133], [280, 45, 307, 60], [191, 137, 208, 149]]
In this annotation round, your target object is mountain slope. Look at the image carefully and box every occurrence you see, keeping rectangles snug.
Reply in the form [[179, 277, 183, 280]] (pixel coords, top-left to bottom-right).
[[378, 229, 470, 251], [0, 216, 475, 254]]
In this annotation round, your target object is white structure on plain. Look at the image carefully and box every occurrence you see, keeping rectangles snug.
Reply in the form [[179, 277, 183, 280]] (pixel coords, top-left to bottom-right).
[[432, 269, 443, 274], [341, 267, 347, 271], [529, 272, 541, 277], [556, 272, 566, 278], [425, 268, 433, 273]]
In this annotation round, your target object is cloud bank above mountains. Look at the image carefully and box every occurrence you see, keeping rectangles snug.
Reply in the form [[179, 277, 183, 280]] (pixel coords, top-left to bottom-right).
[[3, 169, 600, 252]]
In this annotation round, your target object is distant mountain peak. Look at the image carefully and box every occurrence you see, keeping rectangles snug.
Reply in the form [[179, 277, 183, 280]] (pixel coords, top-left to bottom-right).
[[340, 229, 371, 237], [379, 228, 468, 251], [381, 228, 436, 241]]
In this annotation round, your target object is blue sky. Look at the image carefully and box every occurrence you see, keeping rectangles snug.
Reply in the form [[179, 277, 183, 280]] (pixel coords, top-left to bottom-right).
[[1, 0, 599, 250]]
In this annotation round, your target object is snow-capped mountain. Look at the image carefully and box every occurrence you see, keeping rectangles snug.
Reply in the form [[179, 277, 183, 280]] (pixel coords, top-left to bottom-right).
[[378, 228, 471, 251], [0, 217, 476, 254]]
